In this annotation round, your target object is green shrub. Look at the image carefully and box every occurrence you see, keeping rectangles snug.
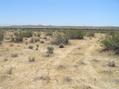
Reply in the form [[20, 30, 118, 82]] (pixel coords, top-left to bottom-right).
[[86, 31, 95, 37], [36, 44, 39, 47], [51, 32, 69, 45], [30, 38, 35, 43], [43, 37, 47, 39], [11, 53, 18, 57], [14, 31, 24, 42], [37, 33, 41, 37], [59, 43, 65, 48], [47, 44, 54, 54], [46, 31, 52, 36], [34, 38, 40, 42], [23, 31, 33, 37], [100, 33, 119, 53], [40, 40, 44, 43], [28, 45, 34, 49], [0, 31, 4, 41], [0, 41, 2, 45], [66, 30, 85, 39], [10, 35, 15, 42]]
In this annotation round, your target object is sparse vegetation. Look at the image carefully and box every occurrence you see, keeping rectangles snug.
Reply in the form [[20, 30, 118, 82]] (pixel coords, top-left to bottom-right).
[[100, 33, 119, 53], [35, 47, 38, 50], [10, 35, 15, 42], [43, 37, 47, 40], [46, 31, 52, 36], [80, 60, 87, 65], [51, 32, 69, 45], [4, 58, 8, 61], [47, 44, 54, 54], [57, 65, 66, 70], [28, 57, 35, 62], [40, 40, 44, 43], [36, 44, 39, 47], [30, 38, 35, 43], [11, 53, 18, 57], [34, 76, 50, 81], [0, 28, 119, 89], [0, 31, 4, 41], [86, 31, 95, 37], [25, 42, 28, 45], [59, 43, 65, 48], [14, 31, 24, 42], [65, 30, 85, 39], [7, 67, 13, 74], [108, 61, 115, 67], [23, 31, 33, 37], [30, 37, 40, 43], [28, 45, 34, 49], [37, 33, 41, 37], [10, 44, 14, 46], [34, 38, 40, 42], [63, 77, 72, 82]]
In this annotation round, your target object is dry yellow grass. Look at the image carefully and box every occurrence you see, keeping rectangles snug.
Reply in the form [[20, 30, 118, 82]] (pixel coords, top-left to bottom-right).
[[0, 32, 119, 89]]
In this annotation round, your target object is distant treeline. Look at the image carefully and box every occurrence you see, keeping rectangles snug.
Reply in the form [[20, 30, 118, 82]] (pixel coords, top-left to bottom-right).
[[0, 27, 119, 31]]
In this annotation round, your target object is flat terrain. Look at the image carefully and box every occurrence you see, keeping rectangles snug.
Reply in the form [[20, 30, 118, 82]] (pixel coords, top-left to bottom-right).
[[0, 32, 119, 89]]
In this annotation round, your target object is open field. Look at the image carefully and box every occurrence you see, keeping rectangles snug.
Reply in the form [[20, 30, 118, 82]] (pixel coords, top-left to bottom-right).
[[0, 29, 119, 89]]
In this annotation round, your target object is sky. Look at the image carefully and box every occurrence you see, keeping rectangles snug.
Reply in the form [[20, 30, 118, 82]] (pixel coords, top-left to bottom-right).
[[0, 0, 119, 26]]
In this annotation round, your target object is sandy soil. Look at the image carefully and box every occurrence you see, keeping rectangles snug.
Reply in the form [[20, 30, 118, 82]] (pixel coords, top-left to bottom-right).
[[0, 33, 119, 89]]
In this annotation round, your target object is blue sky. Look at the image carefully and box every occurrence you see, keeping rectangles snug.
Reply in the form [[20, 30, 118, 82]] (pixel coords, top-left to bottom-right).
[[0, 0, 119, 26]]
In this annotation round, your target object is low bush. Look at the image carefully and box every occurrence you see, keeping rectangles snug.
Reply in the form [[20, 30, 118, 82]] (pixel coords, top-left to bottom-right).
[[37, 33, 41, 37], [28, 45, 34, 49], [11, 53, 18, 57], [23, 31, 33, 37], [46, 31, 52, 36], [86, 31, 95, 37], [25, 42, 28, 45], [30, 38, 35, 43], [36, 47, 38, 50], [14, 31, 24, 42], [43, 37, 47, 39], [47, 44, 54, 54], [108, 61, 115, 67], [36, 44, 39, 47], [100, 33, 119, 53], [63, 77, 72, 82], [65, 30, 85, 39], [40, 40, 44, 43], [51, 32, 69, 45], [10, 35, 15, 42], [0, 31, 4, 41], [0, 41, 2, 45], [59, 43, 65, 48], [11, 31, 33, 42], [7, 67, 13, 75], [34, 38, 40, 42], [28, 57, 35, 62]]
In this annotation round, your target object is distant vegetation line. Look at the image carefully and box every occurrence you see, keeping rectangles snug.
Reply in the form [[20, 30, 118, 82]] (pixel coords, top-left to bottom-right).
[[0, 27, 119, 31], [0, 25, 119, 31]]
